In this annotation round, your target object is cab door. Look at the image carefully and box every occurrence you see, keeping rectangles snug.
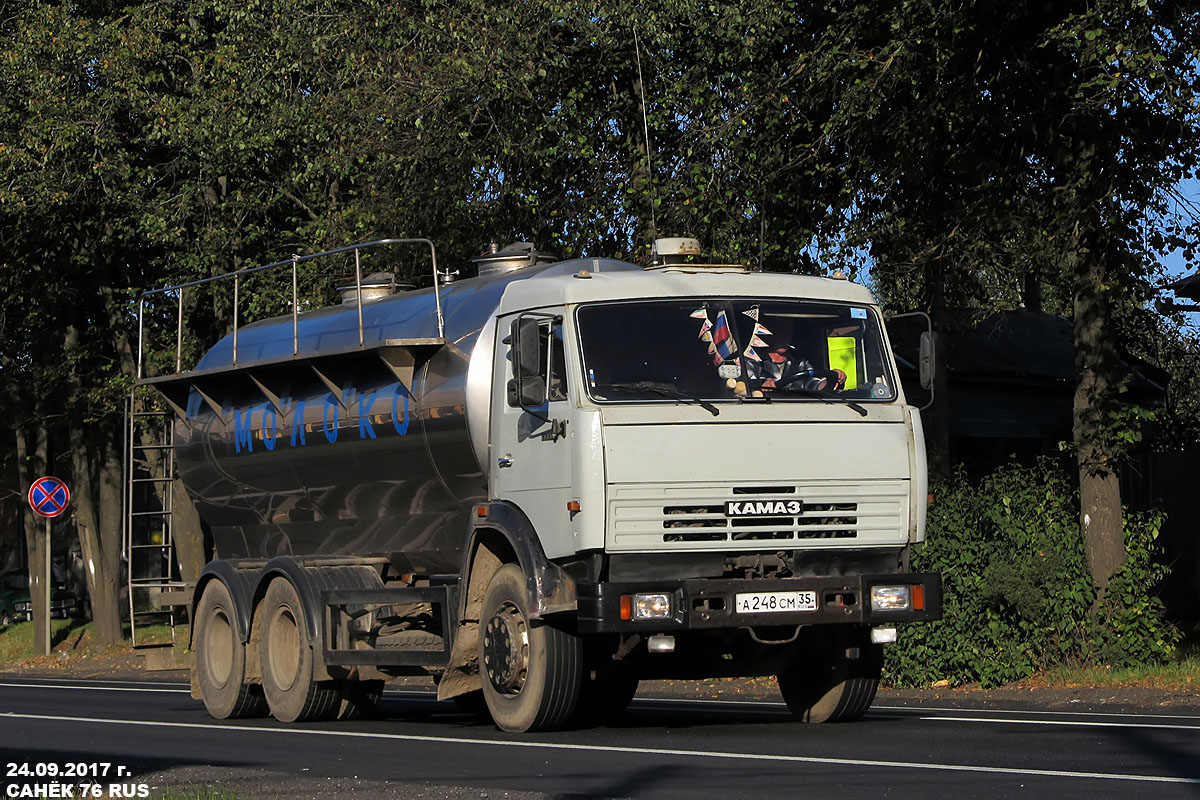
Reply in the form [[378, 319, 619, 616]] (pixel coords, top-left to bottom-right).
[[489, 311, 574, 556]]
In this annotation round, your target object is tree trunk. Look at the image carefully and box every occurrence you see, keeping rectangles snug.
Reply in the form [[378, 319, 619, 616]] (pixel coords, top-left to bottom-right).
[[64, 323, 124, 645], [1071, 234, 1126, 596], [69, 420, 124, 646], [14, 420, 51, 655], [97, 422, 127, 637], [171, 478, 207, 583]]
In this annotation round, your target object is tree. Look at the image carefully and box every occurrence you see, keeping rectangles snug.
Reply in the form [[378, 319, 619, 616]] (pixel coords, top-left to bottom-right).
[[781, 1, 1200, 594]]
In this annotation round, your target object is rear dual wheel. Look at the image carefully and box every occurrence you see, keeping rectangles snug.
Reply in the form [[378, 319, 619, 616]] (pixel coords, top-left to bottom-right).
[[193, 581, 266, 719], [259, 578, 341, 722]]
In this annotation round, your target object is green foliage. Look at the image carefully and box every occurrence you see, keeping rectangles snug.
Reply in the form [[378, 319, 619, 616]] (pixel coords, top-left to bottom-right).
[[2, 1, 1200, 648], [886, 462, 1179, 687]]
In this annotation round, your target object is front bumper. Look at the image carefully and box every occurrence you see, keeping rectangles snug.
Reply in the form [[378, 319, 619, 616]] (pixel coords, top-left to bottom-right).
[[576, 572, 941, 633]]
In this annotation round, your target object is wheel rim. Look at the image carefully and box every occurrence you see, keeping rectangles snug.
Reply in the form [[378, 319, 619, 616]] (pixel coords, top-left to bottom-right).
[[482, 600, 528, 696], [203, 608, 234, 689], [267, 604, 301, 691]]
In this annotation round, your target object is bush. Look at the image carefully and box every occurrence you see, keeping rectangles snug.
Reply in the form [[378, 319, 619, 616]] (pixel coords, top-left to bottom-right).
[[885, 461, 1178, 687]]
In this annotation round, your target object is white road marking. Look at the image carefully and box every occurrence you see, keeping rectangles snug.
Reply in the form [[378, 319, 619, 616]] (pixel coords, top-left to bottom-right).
[[2, 711, 1198, 786], [920, 714, 1200, 732], [639, 696, 1200, 723], [877, 704, 1200, 721]]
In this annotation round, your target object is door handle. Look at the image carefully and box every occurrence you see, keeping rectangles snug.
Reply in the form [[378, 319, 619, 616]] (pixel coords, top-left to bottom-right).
[[497, 456, 514, 468]]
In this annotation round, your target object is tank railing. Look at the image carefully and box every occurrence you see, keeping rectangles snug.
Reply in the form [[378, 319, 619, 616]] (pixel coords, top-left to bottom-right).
[[136, 238, 442, 381]]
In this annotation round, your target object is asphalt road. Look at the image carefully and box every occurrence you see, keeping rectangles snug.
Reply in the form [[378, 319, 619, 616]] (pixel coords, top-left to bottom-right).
[[2, 678, 1199, 799]]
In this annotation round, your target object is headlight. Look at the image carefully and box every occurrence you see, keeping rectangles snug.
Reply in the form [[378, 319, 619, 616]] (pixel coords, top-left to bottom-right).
[[870, 585, 911, 611], [632, 593, 672, 620], [15, 602, 31, 611]]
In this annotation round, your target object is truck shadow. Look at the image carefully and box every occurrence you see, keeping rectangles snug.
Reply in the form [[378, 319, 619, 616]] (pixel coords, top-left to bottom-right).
[[371, 692, 904, 731]]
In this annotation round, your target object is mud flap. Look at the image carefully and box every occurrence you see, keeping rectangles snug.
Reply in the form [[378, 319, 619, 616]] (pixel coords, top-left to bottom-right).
[[437, 620, 481, 701]]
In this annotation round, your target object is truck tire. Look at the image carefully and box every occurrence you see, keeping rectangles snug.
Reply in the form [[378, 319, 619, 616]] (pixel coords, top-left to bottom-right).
[[479, 564, 581, 732], [259, 577, 340, 723], [193, 580, 266, 719], [776, 629, 882, 723]]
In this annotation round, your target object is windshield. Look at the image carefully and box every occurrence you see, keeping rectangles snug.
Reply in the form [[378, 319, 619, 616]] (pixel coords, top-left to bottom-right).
[[577, 298, 898, 404]]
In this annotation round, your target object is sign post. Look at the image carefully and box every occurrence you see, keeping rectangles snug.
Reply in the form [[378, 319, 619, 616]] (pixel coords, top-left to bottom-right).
[[28, 476, 69, 657]]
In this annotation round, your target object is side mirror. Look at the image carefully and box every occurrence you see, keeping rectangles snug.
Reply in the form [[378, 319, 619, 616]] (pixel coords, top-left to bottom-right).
[[509, 317, 547, 409], [511, 317, 543, 380], [507, 376, 548, 407], [919, 331, 936, 391]]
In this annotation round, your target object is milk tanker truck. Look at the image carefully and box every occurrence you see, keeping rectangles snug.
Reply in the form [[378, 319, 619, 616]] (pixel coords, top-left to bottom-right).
[[139, 237, 941, 733]]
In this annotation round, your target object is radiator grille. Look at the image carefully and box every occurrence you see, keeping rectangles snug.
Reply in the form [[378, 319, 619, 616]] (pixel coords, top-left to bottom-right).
[[609, 481, 908, 551]]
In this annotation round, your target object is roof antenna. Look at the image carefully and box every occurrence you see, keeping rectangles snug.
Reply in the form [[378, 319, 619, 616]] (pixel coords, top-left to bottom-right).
[[632, 27, 657, 242]]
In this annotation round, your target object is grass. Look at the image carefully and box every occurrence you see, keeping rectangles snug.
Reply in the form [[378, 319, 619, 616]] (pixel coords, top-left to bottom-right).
[[0, 618, 190, 668], [1020, 651, 1200, 692], [0, 617, 93, 662]]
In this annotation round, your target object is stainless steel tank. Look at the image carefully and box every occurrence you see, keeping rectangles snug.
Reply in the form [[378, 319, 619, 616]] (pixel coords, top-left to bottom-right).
[[176, 252, 637, 574]]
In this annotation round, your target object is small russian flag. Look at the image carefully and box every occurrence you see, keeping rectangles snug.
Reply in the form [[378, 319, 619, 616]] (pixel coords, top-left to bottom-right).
[[711, 311, 737, 365]]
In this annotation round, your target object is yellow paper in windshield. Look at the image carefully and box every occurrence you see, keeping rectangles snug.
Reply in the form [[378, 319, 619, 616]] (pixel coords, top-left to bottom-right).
[[827, 337, 859, 389]]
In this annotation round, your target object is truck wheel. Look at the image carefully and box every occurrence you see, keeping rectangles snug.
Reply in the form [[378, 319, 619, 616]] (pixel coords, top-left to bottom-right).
[[777, 630, 882, 723], [479, 564, 581, 732], [194, 580, 266, 719], [259, 578, 339, 722]]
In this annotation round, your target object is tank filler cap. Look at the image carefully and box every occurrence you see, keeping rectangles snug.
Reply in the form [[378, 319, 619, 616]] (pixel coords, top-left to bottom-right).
[[337, 272, 409, 305], [471, 241, 558, 276]]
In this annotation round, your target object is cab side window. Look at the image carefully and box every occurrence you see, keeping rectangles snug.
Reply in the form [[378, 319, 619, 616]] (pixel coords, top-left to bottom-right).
[[548, 322, 567, 401]]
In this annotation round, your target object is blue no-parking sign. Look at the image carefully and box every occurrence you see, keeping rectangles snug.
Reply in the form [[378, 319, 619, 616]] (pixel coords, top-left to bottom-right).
[[28, 476, 69, 518]]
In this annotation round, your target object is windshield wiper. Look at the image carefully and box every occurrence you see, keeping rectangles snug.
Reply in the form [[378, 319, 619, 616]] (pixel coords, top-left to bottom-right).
[[774, 386, 869, 417], [597, 381, 720, 417]]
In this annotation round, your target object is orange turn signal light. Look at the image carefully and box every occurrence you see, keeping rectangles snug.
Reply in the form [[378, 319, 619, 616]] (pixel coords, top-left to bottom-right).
[[476, 505, 488, 518], [619, 595, 632, 621], [567, 500, 581, 513], [912, 584, 925, 611]]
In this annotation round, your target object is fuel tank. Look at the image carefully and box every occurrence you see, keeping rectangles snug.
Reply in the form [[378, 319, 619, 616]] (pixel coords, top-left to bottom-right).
[[174, 253, 634, 574]]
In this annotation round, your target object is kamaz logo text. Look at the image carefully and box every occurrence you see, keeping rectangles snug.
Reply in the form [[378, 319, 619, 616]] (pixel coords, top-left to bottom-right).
[[725, 500, 803, 516]]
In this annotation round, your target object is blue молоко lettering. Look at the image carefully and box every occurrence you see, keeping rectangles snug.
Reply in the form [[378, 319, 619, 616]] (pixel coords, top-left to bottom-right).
[[220, 381, 412, 454]]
